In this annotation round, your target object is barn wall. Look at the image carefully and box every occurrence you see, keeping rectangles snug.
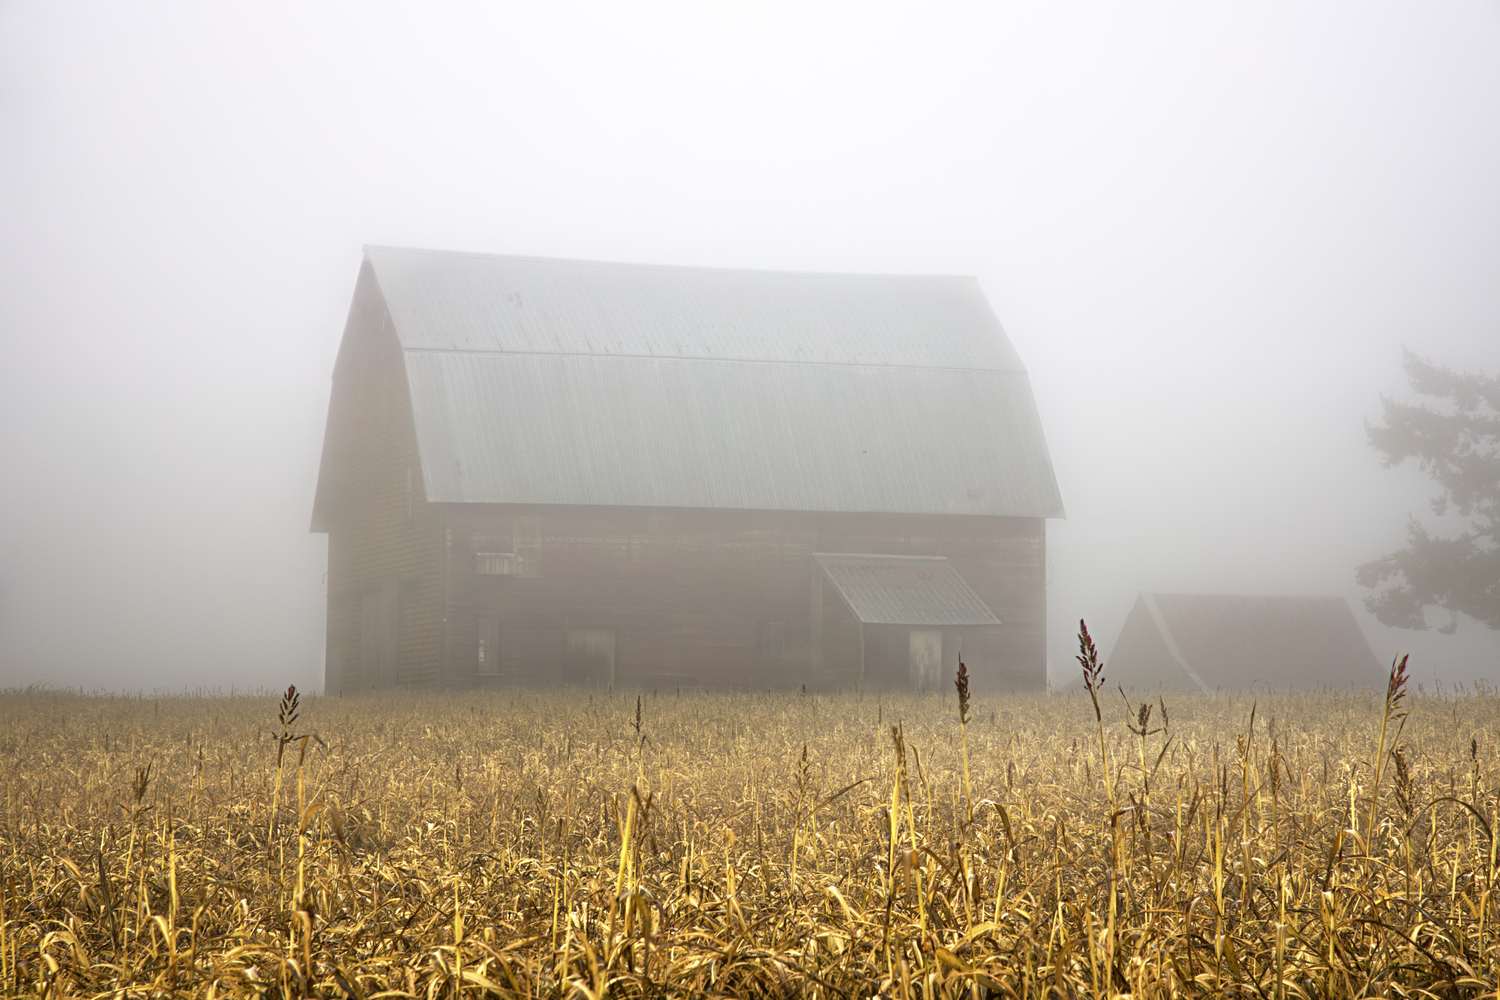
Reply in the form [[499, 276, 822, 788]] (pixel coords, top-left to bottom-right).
[[819, 578, 864, 688], [439, 506, 1047, 691], [318, 268, 442, 693]]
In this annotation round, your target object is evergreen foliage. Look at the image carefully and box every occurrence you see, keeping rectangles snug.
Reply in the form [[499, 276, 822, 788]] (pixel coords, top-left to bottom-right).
[[1358, 348, 1500, 631]]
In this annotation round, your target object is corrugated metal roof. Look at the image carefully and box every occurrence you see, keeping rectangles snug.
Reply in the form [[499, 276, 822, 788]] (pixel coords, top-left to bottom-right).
[[814, 554, 1000, 626], [406, 351, 1064, 515], [366, 246, 1027, 371], [323, 246, 1065, 518], [1108, 593, 1384, 691]]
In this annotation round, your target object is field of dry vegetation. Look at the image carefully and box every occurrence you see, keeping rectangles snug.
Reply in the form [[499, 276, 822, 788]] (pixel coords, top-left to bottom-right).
[[2, 657, 1497, 999]]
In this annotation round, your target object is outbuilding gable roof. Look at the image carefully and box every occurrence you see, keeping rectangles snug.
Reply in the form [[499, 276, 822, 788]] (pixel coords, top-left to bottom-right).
[[1103, 592, 1384, 693]]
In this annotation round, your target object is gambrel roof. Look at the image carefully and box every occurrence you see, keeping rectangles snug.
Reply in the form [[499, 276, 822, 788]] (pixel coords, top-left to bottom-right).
[[314, 246, 1064, 525]]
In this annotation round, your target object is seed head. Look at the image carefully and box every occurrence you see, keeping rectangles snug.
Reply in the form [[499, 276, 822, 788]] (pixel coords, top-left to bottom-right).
[[279, 684, 300, 733], [1077, 620, 1105, 722], [1385, 655, 1410, 721], [954, 658, 972, 725]]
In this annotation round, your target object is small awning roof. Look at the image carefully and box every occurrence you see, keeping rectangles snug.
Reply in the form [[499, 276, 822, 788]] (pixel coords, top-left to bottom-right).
[[814, 554, 1000, 626]]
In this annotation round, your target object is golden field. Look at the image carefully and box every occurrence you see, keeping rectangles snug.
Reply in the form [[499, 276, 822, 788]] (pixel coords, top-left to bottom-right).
[[1, 667, 1497, 999]]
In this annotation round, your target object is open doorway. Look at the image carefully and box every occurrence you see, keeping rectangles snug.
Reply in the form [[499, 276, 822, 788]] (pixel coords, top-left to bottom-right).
[[565, 628, 616, 686], [909, 629, 942, 688]]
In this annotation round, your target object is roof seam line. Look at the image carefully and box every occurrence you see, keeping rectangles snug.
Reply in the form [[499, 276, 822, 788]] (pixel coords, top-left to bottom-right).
[[400, 346, 1025, 375]]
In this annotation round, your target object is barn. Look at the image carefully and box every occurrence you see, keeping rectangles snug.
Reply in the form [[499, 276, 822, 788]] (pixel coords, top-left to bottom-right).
[[311, 247, 1064, 694], [1101, 592, 1385, 693]]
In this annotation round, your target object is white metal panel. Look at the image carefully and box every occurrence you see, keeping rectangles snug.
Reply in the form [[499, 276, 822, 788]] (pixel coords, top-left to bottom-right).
[[405, 351, 1064, 516], [814, 554, 1001, 626]]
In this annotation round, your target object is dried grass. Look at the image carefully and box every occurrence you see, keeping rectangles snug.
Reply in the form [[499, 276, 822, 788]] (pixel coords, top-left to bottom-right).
[[1, 671, 1497, 998]]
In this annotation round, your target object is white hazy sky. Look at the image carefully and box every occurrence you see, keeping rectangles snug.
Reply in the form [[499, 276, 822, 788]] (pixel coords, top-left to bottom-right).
[[2, 2, 1497, 693]]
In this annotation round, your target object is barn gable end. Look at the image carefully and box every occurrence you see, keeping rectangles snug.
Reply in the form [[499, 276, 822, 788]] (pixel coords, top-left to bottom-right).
[[311, 263, 443, 691]]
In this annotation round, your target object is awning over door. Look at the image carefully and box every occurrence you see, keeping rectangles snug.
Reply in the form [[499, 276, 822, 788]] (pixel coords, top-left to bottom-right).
[[813, 554, 1000, 626]]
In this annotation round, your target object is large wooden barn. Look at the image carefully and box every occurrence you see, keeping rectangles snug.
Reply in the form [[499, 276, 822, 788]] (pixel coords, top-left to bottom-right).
[[311, 247, 1064, 694]]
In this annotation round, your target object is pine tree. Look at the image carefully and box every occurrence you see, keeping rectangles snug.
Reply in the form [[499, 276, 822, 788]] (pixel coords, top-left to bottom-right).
[[1357, 348, 1500, 632]]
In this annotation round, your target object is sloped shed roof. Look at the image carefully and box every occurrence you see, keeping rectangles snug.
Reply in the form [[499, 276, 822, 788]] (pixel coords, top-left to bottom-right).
[[316, 246, 1065, 520], [814, 554, 1000, 626], [1104, 592, 1384, 693]]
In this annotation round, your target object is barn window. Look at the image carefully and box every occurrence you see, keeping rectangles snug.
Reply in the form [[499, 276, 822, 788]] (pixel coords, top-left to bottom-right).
[[477, 617, 501, 675], [472, 519, 539, 575], [474, 550, 518, 575]]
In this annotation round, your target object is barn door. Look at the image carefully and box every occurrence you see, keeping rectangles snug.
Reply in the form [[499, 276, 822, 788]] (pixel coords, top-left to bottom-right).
[[565, 628, 616, 687], [909, 629, 942, 689], [361, 580, 400, 691]]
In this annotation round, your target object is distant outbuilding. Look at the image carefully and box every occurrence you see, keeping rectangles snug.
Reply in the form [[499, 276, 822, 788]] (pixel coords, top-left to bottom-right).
[[1101, 592, 1384, 693]]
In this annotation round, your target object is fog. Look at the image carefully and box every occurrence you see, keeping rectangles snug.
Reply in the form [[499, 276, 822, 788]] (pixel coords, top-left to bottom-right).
[[2, 3, 1497, 693]]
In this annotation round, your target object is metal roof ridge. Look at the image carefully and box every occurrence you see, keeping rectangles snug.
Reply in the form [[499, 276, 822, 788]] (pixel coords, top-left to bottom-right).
[[399, 346, 1025, 374], [813, 553, 951, 562], [363, 244, 981, 282]]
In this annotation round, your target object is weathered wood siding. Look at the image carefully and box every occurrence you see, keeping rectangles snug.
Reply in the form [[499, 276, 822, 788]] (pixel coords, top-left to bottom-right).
[[438, 506, 1046, 692], [318, 267, 442, 693]]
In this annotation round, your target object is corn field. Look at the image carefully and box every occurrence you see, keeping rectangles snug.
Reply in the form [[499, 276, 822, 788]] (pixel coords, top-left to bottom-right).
[[2, 665, 1497, 998]]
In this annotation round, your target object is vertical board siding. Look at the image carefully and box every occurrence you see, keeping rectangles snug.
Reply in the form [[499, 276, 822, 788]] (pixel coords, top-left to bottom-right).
[[440, 507, 1045, 691], [320, 272, 442, 693], [819, 581, 864, 688]]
